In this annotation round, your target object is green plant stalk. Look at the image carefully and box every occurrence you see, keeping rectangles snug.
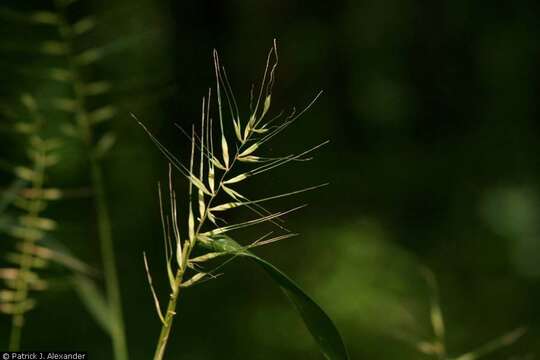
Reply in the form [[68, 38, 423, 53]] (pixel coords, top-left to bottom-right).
[[73, 61, 129, 360], [54, 9, 128, 360], [89, 156, 128, 360], [9, 141, 46, 350], [152, 266, 184, 360], [152, 218, 200, 360]]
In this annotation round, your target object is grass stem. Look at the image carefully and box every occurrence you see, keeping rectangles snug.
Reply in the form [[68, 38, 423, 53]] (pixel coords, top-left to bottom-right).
[[89, 156, 128, 360], [53, 3, 128, 358]]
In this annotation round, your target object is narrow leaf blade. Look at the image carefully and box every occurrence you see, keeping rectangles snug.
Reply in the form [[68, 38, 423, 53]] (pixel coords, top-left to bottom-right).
[[200, 235, 349, 360], [248, 255, 349, 360], [72, 275, 114, 336]]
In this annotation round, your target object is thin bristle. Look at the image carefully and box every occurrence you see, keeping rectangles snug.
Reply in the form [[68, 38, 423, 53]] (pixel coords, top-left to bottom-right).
[[210, 183, 328, 212], [198, 97, 206, 220], [157, 183, 170, 265], [202, 204, 307, 237]]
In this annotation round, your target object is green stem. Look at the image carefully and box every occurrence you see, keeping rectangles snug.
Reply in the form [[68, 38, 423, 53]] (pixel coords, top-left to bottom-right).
[[152, 193, 221, 359], [53, 4, 128, 358], [152, 270, 184, 360], [89, 156, 128, 360], [74, 62, 128, 360], [152, 231, 196, 360]]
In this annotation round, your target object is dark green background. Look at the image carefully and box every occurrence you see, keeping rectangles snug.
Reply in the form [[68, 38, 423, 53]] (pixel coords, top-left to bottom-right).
[[1, 0, 539, 358]]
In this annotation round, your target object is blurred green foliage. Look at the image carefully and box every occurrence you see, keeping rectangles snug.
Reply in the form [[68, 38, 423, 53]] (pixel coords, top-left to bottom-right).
[[1, 0, 538, 359]]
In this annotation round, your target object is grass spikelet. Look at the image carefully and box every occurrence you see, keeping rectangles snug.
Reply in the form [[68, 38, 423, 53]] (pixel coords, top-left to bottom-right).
[[180, 272, 207, 288], [223, 173, 249, 185], [237, 143, 259, 158]]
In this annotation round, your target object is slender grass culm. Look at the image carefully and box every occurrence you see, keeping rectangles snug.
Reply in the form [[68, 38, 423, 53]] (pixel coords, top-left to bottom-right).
[[409, 269, 525, 360], [138, 41, 349, 360]]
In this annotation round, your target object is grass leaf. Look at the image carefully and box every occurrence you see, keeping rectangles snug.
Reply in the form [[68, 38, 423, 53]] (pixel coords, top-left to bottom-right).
[[72, 275, 113, 336], [200, 235, 349, 360]]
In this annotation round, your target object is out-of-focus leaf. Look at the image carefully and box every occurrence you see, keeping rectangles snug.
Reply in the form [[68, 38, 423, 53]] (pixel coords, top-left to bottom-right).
[[200, 234, 349, 360], [72, 275, 113, 336]]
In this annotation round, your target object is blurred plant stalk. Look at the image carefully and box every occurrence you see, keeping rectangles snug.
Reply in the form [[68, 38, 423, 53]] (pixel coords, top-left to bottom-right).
[[53, 1, 128, 359]]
